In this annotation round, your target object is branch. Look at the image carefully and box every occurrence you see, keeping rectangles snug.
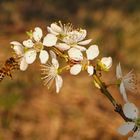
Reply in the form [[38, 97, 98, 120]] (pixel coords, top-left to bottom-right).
[[93, 73, 132, 122]]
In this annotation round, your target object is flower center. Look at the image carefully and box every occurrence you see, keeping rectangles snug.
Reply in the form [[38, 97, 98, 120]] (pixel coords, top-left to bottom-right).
[[33, 42, 44, 52], [81, 57, 89, 70]]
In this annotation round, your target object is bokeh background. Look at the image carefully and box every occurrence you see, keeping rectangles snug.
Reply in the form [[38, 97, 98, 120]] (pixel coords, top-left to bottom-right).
[[0, 0, 140, 140]]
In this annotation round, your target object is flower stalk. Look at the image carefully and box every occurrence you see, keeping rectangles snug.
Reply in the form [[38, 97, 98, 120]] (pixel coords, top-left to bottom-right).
[[93, 73, 132, 122]]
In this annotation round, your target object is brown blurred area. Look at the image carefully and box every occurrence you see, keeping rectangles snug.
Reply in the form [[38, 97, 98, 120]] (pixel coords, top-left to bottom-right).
[[0, 0, 140, 140]]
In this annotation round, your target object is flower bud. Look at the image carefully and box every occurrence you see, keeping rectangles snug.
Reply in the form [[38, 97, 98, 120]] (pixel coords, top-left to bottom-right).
[[97, 57, 112, 71]]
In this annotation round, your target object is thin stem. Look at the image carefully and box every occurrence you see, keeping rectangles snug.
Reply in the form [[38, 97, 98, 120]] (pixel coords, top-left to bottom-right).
[[93, 74, 117, 107], [93, 73, 132, 122]]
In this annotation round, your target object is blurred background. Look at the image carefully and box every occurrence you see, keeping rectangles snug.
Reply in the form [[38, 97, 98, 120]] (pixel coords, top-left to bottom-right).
[[0, 0, 140, 140]]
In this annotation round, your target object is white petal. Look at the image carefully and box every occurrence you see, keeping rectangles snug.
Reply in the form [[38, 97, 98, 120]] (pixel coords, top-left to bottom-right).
[[11, 41, 22, 46], [78, 29, 87, 41], [51, 23, 62, 33], [10, 41, 24, 55], [55, 43, 70, 51], [86, 45, 99, 60], [78, 39, 92, 45], [101, 57, 112, 69], [23, 39, 34, 48], [33, 27, 43, 42], [74, 45, 86, 51], [47, 27, 59, 35], [49, 50, 57, 59], [52, 58, 59, 69], [118, 122, 135, 135], [70, 64, 82, 75], [116, 63, 123, 79], [120, 82, 128, 102], [20, 57, 28, 71], [55, 75, 63, 93], [68, 48, 83, 61], [87, 66, 94, 76], [123, 102, 139, 119], [43, 34, 57, 47], [39, 50, 49, 64], [25, 50, 37, 64]]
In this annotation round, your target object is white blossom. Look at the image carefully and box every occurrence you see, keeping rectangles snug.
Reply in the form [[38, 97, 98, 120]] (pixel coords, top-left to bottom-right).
[[10, 41, 28, 71], [61, 29, 92, 51], [116, 63, 137, 102], [101, 57, 112, 69], [68, 45, 99, 75], [47, 21, 73, 37], [47, 22, 92, 51], [118, 103, 139, 137], [41, 51, 63, 93], [23, 27, 57, 64]]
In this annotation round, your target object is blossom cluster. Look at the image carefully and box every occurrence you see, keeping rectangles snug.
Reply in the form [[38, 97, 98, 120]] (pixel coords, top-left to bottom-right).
[[10, 21, 139, 139], [11, 21, 112, 93]]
